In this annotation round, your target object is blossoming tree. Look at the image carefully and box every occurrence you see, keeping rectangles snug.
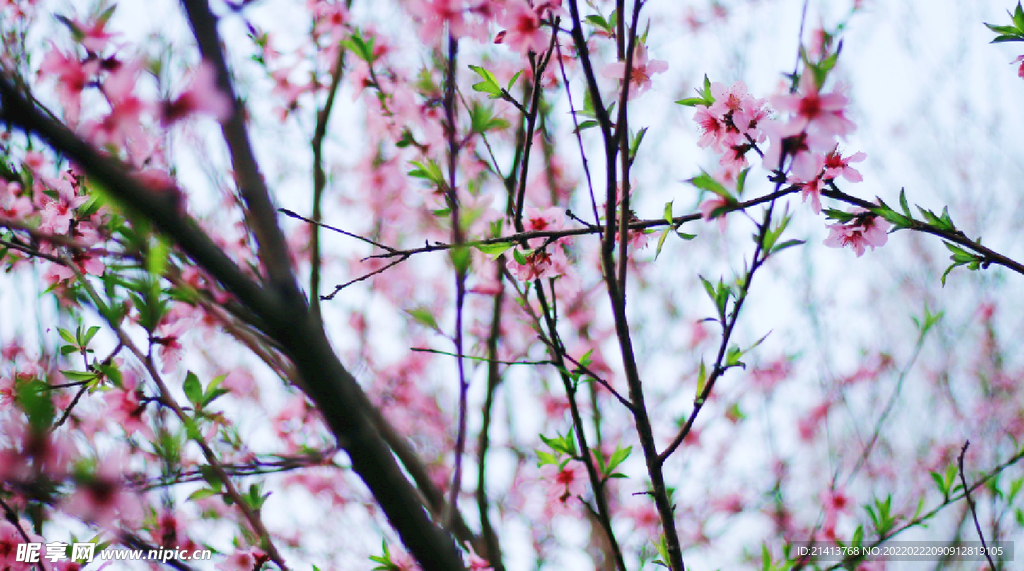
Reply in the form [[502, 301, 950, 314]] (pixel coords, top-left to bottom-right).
[[0, 0, 1022, 570]]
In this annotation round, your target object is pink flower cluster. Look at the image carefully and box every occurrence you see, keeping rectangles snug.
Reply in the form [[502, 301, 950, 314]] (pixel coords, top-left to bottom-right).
[[694, 81, 770, 180], [39, 31, 230, 134], [692, 58, 884, 256], [601, 43, 668, 100], [494, 0, 563, 55], [822, 208, 891, 257], [507, 206, 572, 282]]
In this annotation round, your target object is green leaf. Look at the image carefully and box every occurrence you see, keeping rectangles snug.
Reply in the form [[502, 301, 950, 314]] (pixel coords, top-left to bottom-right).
[[474, 242, 513, 256], [407, 159, 446, 188], [342, 32, 376, 63], [536, 450, 558, 466], [604, 444, 632, 476], [629, 127, 648, 161], [573, 119, 599, 133], [405, 307, 441, 333], [699, 276, 717, 306], [771, 239, 805, 255], [736, 168, 749, 196], [823, 208, 856, 223], [654, 535, 671, 568], [655, 228, 670, 260], [899, 189, 912, 217], [16, 379, 55, 430], [695, 359, 707, 401], [468, 102, 510, 134], [183, 371, 202, 406], [82, 325, 101, 347], [539, 431, 577, 456], [187, 488, 219, 501], [468, 64, 503, 99], [675, 96, 709, 107], [60, 370, 98, 382], [58, 327, 77, 346], [507, 70, 523, 91], [96, 3, 117, 26], [687, 171, 732, 200], [944, 463, 958, 492], [450, 245, 471, 274], [147, 237, 170, 278], [725, 344, 743, 367]]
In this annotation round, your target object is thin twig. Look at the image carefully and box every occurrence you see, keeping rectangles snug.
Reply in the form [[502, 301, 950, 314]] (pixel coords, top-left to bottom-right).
[[311, 25, 353, 319], [320, 254, 410, 300], [958, 441, 998, 571], [280, 207, 395, 253]]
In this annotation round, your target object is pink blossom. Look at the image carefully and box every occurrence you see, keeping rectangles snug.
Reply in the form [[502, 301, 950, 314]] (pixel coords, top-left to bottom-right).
[[708, 81, 755, 118], [162, 61, 233, 125], [760, 118, 834, 174], [749, 358, 791, 391], [786, 153, 826, 213], [38, 173, 88, 235], [62, 452, 142, 530], [0, 521, 30, 571], [0, 374, 13, 405], [507, 245, 569, 282], [820, 487, 852, 540], [221, 369, 260, 401], [215, 547, 266, 571], [694, 107, 727, 151], [771, 73, 855, 139], [154, 317, 192, 374], [103, 371, 148, 437], [540, 462, 586, 507], [823, 148, 866, 182], [101, 58, 141, 104], [0, 420, 76, 483], [601, 43, 668, 100], [465, 543, 493, 571], [689, 320, 709, 348], [797, 401, 831, 441], [71, 59, 147, 147], [699, 194, 732, 231], [523, 205, 564, 233], [498, 0, 549, 55], [693, 81, 768, 162], [23, 150, 46, 171], [38, 45, 99, 123], [270, 68, 308, 118], [0, 181, 32, 220], [73, 15, 118, 53], [309, 0, 350, 41], [409, 0, 477, 42], [1014, 55, 1024, 78], [718, 143, 751, 179], [822, 210, 891, 257]]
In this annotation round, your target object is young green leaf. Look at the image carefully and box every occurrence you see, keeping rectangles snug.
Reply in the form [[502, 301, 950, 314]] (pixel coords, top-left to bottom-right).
[[474, 242, 513, 256]]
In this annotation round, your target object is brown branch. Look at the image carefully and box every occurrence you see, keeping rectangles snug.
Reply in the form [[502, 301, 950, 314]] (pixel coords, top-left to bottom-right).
[[659, 197, 779, 465], [311, 26, 352, 320], [475, 261, 506, 571], [958, 441, 998, 571], [181, 0, 294, 293]]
